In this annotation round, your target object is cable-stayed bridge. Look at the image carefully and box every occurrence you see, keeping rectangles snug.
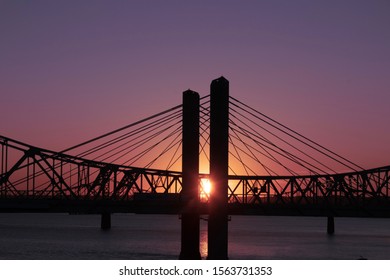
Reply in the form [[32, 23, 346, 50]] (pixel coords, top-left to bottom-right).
[[1, 78, 389, 220]]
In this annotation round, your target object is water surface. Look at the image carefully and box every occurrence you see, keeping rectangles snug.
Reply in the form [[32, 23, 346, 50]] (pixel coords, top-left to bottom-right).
[[0, 213, 389, 259]]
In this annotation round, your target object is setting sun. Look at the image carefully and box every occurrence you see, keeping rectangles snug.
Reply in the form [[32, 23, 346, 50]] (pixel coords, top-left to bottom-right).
[[201, 178, 212, 195]]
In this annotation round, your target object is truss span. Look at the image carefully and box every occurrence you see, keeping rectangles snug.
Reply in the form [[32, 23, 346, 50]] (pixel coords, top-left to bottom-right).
[[1, 135, 390, 216]]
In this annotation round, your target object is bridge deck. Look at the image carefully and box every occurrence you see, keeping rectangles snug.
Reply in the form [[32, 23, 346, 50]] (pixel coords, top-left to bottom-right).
[[1, 197, 389, 218]]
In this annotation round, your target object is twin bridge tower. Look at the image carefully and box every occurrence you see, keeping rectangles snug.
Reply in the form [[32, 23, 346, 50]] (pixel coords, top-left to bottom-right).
[[180, 77, 229, 260]]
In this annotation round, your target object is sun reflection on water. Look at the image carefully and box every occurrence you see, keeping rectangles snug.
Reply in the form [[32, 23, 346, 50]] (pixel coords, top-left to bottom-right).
[[200, 221, 208, 259]]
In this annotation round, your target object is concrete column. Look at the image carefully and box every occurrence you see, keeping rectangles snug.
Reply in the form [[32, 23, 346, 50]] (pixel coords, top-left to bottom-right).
[[208, 77, 229, 259], [327, 216, 335, 235], [179, 90, 201, 260], [101, 212, 111, 230]]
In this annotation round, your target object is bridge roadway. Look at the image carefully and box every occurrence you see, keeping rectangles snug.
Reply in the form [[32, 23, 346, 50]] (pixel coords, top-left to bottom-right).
[[1, 194, 389, 218]]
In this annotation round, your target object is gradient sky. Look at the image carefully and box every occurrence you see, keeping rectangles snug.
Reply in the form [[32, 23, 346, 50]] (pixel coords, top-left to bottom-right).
[[1, 0, 389, 170]]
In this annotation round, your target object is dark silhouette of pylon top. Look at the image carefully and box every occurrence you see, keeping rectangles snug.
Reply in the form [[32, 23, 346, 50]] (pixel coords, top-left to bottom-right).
[[180, 89, 201, 260], [208, 76, 229, 259]]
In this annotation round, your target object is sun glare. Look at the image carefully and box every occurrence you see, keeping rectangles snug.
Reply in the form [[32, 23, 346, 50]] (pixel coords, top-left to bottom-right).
[[201, 178, 212, 195]]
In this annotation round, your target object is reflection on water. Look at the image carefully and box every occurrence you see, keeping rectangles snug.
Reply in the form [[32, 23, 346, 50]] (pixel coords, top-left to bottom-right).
[[199, 220, 208, 259], [0, 213, 389, 259]]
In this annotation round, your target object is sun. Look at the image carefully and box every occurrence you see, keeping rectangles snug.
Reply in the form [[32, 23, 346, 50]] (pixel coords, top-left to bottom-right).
[[201, 178, 212, 195]]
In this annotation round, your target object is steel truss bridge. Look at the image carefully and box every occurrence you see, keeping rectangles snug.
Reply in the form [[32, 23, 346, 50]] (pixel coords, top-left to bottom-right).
[[1, 82, 390, 218]]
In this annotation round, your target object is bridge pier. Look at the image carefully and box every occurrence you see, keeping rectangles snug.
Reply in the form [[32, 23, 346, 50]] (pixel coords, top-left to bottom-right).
[[179, 90, 201, 260], [208, 77, 229, 260], [327, 216, 335, 235], [101, 212, 111, 230]]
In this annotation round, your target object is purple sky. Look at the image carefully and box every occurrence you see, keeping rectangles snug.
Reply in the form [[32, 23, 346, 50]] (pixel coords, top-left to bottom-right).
[[1, 0, 389, 170]]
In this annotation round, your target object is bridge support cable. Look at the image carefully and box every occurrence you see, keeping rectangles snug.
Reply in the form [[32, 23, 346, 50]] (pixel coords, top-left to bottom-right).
[[229, 120, 328, 176], [69, 107, 182, 177], [166, 142, 182, 171], [229, 135, 255, 176], [23, 118, 183, 194], [165, 98, 211, 172], [115, 124, 182, 166], [230, 106, 328, 175], [229, 125, 284, 176], [229, 106, 337, 175], [0, 101, 185, 200], [229, 97, 363, 175], [143, 127, 183, 169], [61, 104, 183, 154], [199, 100, 211, 174], [0, 105, 183, 193], [63, 94, 204, 170], [69, 108, 183, 166], [229, 120, 298, 176], [199, 96, 245, 192], [74, 110, 183, 161]]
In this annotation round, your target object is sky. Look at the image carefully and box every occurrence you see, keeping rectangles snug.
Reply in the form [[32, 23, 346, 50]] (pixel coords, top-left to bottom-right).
[[1, 0, 389, 171]]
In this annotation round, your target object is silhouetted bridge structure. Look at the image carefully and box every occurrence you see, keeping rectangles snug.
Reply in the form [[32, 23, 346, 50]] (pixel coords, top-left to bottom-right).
[[1, 77, 389, 258], [0, 137, 389, 217]]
